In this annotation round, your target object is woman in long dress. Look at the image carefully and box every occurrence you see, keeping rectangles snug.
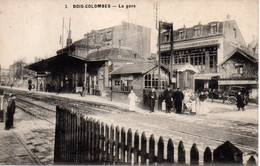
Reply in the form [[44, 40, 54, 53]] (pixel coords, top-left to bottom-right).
[[198, 92, 208, 115], [190, 92, 197, 114], [128, 90, 138, 111]]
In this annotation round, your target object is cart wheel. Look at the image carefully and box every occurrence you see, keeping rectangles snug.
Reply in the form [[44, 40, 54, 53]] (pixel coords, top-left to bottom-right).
[[227, 96, 237, 104]]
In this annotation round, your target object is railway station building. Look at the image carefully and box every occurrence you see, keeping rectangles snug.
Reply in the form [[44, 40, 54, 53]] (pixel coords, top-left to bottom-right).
[[26, 22, 150, 96], [160, 18, 258, 93]]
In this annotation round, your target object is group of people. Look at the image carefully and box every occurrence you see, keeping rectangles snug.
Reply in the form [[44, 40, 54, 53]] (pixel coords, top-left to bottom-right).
[[148, 86, 209, 115]]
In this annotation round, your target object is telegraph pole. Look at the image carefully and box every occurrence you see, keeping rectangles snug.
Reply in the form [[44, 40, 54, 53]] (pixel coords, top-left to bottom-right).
[[170, 23, 174, 87], [158, 21, 161, 89]]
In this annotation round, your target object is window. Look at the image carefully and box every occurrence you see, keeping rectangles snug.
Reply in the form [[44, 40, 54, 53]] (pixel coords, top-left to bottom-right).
[[164, 32, 170, 42], [120, 75, 133, 92], [194, 27, 201, 37], [236, 65, 243, 74], [144, 68, 168, 89], [234, 28, 237, 38], [209, 55, 217, 68], [179, 31, 185, 39], [211, 24, 217, 34]]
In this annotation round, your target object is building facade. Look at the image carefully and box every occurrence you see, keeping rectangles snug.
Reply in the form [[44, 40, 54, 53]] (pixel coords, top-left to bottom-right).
[[160, 19, 256, 91], [84, 21, 151, 58]]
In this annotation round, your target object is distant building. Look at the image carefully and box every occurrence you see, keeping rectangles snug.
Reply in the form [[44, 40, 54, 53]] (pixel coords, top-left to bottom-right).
[[160, 18, 257, 92], [84, 21, 151, 58]]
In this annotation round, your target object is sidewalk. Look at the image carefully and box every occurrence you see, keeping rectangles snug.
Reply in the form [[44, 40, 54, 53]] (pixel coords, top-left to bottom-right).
[[0, 122, 37, 165], [0, 86, 152, 114]]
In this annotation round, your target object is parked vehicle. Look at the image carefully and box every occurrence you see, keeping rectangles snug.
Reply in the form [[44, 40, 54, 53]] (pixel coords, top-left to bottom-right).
[[221, 86, 249, 105]]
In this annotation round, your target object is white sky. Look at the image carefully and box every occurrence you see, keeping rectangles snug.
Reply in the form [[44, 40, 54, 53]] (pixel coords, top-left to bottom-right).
[[0, 0, 258, 69]]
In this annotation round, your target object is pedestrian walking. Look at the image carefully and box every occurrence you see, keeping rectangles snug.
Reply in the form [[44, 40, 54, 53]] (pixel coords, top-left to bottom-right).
[[173, 88, 184, 114], [128, 90, 138, 111], [236, 91, 245, 111], [149, 88, 157, 113], [5, 94, 16, 130], [163, 85, 173, 113]]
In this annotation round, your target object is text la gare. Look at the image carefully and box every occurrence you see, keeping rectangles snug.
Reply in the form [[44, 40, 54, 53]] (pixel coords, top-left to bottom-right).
[[118, 4, 136, 9]]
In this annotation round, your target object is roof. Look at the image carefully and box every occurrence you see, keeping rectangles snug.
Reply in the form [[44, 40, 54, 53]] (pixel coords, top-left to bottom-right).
[[25, 53, 87, 72], [56, 38, 97, 54], [110, 62, 156, 75], [218, 45, 258, 66], [86, 47, 146, 62]]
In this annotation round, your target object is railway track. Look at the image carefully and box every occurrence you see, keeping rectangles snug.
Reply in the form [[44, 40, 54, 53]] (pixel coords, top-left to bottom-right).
[[2, 88, 258, 155]]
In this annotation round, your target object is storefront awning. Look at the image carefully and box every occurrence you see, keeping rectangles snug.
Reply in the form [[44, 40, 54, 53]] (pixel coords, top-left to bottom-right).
[[218, 80, 257, 85], [174, 63, 199, 73], [194, 73, 220, 80]]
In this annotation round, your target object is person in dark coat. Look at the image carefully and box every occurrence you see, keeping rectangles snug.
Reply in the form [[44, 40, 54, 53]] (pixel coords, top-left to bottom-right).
[[149, 88, 157, 113], [236, 91, 245, 111], [163, 86, 173, 113], [5, 94, 16, 130], [173, 88, 184, 114]]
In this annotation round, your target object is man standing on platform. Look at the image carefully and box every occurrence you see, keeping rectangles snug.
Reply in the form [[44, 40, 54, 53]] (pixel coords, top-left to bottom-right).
[[163, 85, 173, 113], [5, 94, 16, 130], [149, 88, 157, 113], [174, 88, 184, 114]]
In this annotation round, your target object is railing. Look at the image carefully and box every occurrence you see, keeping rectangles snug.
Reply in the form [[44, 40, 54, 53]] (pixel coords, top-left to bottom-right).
[[54, 105, 257, 165]]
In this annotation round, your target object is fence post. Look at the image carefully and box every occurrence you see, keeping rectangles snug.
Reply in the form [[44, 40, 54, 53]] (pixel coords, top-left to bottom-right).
[[141, 132, 147, 164], [115, 126, 120, 163], [110, 125, 115, 164], [95, 121, 100, 162], [88, 118, 93, 162], [178, 141, 185, 164], [167, 139, 174, 163], [105, 124, 109, 163], [83, 116, 88, 163], [73, 111, 77, 163], [246, 155, 257, 166], [54, 106, 61, 163], [69, 110, 74, 163], [134, 130, 139, 165], [158, 136, 164, 164], [127, 129, 132, 164], [204, 147, 212, 165], [79, 115, 84, 163], [213, 141, 243, 165], [76, 113, 81, 163], [149, 134, 155, 164], [190, 143, 199, 165], [100, 123, 105, 163], [87, 118, 91, 161], [121, 127, 126, 164]]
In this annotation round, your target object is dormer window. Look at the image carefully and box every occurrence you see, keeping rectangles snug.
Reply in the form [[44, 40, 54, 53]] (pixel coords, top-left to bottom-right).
[[211, 24, 217, 34], [194, 27, 201, 37], [179, 31, 185, 39], [164, 32, 170, 42]]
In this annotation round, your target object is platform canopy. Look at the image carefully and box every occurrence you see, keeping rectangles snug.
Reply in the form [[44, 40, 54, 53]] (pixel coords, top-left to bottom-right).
[[25, 53, 87, 74]]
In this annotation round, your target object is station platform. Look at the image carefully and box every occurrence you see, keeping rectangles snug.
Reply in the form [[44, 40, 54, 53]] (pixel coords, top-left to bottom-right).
[[0, 86, 149, 114]]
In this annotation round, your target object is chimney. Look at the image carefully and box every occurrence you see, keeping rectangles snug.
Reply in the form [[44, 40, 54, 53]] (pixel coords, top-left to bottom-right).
[[227, 14, 230, 20], [66, 18, 73, 46]]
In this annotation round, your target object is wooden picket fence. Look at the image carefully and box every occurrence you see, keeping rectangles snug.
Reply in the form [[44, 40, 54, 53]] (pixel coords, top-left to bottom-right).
[[54, 105, 257, 165]]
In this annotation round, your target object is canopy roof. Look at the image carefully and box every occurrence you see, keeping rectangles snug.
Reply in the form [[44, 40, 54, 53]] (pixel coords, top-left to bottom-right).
[[25, 53, 87, 73]]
